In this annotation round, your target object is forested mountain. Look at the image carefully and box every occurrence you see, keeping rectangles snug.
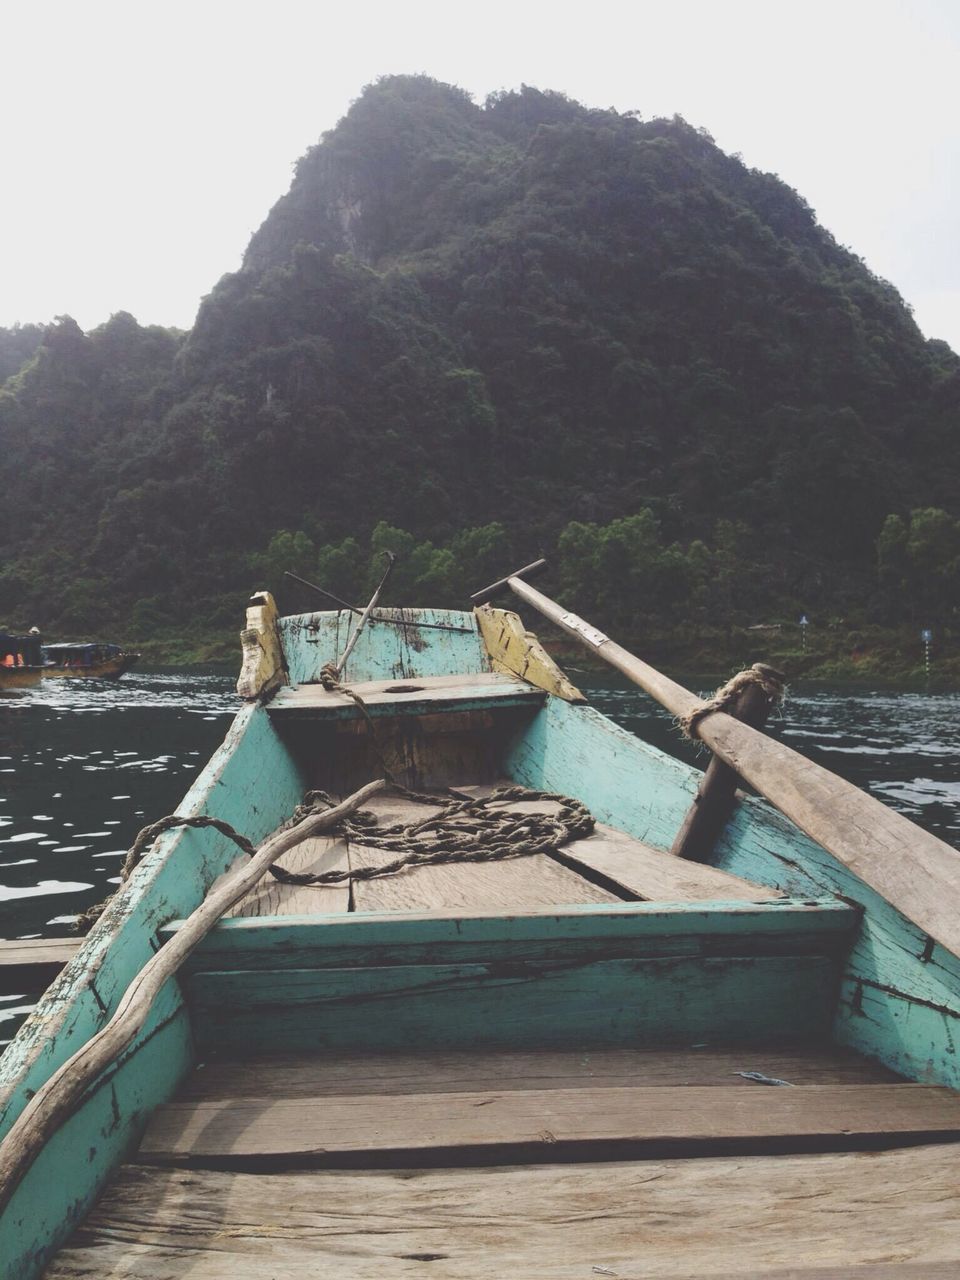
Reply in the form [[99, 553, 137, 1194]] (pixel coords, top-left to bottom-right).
[[1, 75, 958, 657]]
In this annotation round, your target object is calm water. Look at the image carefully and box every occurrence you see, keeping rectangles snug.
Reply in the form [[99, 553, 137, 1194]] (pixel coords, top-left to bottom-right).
[[2, 668, 959, 1043]]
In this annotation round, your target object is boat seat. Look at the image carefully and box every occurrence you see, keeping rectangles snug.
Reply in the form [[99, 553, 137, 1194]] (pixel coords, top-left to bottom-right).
[[266, 671, 546, 720], [54, 1140, 960, 1278], [141, 1044, 950, 1171]]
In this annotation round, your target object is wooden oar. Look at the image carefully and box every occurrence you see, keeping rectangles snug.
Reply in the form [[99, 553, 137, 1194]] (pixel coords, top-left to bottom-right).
[[0, 778, 386, 1216], [330, 552, 396, 680], [284, 570, 473, 634], [472, 566, 960, 962]]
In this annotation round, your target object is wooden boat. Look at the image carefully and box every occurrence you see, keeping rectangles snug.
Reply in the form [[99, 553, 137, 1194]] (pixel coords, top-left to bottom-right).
[[0, 631, 43, 692], [4, 574, 960, 1278], [40, 641, 140, 679]]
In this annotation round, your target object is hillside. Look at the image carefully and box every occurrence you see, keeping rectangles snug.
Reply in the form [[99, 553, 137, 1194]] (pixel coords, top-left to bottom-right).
[[1, 75, 958, 661]]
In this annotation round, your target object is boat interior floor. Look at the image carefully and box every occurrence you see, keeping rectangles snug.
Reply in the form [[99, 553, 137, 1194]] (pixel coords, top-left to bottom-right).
[[226, 784, 781, 918], [41, 764, 960, 1275], [47, 1045, 960, 1279]]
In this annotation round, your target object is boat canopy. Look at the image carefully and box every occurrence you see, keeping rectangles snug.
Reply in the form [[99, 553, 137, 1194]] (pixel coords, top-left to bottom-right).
[[0, 632, 42, 666], [42, 643, 124, 664]]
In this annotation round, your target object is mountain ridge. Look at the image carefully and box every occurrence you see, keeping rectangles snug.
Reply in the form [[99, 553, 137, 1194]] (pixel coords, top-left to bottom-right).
[[1, 74, 957, 656]]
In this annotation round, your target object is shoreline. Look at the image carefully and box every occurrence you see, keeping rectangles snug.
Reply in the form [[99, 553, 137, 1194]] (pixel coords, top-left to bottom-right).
[[126, 623, 960, 693]]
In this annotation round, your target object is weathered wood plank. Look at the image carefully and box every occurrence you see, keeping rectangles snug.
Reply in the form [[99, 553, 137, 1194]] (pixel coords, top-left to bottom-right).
[[451, 785, 779, 902], [564, 823, 781, 902], [504, 695, 713, 852], [185, 954, 839, 1055], [44, 1144, 960, 1278], [279, 609, 488, 687], [0, 939, 80, 968], [178, 1045, 902, 1101], [140, 1082, 960, 1163], [226, 835, 350, 917], [268, 671, 545, 719], [0, 939, 79, 985], [349, 790, 622, 912], [165, 899, 859, 974], [350, 845, 620, 912], [678, 1267, 960, 1279]]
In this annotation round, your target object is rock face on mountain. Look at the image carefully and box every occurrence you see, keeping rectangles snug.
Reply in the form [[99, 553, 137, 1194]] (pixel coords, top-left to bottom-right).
[[1, 75, 957, 640]]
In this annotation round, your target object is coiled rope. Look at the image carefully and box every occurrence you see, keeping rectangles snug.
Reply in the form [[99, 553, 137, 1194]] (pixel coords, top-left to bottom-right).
[[271, 784, 595, 886], [77, 783, 595, 929]]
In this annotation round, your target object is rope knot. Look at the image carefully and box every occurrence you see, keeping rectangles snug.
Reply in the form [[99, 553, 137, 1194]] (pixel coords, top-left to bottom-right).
[[680, 662, 786, 740], [319, 662, 341, 691]]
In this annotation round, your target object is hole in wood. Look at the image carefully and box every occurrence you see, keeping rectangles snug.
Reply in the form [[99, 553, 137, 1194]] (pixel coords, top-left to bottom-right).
[[383, 684, 426, 693]]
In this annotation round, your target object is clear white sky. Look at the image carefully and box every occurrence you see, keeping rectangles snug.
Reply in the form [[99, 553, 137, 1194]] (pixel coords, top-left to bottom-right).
[[2, 0, 958, 349]]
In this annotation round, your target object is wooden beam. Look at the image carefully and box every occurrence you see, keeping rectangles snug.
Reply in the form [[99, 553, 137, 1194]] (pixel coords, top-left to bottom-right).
[[176, 1046, 903, 1102], [140, 1083, 960, 1164], [164, 898, 858, 974], [557, 821, 780, 902], [0, 939, 78, 986], [266, 671, 545, 719]]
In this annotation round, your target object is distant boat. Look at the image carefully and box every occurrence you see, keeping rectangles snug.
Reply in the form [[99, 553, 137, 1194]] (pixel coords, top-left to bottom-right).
[[0, 631, 43, 691], [40, 642, 140, 680]]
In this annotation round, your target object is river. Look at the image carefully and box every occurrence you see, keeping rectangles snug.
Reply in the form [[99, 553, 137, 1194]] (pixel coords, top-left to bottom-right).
[[2, 669, 959, 1043]]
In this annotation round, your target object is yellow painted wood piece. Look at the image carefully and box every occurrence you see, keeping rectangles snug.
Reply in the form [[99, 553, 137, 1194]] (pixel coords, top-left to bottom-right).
[[474, 605, 584, 702], [236, 591, 286, 701]]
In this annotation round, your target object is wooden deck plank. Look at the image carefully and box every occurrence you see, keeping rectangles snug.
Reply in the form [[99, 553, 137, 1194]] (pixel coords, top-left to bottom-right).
[[0, 938, 79, 981], [268, 671, 545, 720], [45, 1144, 960, 1277], [140, 1083, 960, 1163], [453, 785, 780, 903], [0, 938, 79, 966], [349, 792, 622, 912], [673, 1267, 960, 1279], [567, 823, 782, 901], [179, 1046, 903, 1101], [167, 899, 858, 974], [225, 835, 350, 917]]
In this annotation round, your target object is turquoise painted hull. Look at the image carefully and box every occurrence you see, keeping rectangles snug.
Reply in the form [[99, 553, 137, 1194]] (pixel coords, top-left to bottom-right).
[[2, 605, 959, 1278]]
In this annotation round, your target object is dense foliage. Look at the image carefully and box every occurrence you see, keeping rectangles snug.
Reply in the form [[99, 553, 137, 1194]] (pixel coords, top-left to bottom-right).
[[1, 75, 957, 656]]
